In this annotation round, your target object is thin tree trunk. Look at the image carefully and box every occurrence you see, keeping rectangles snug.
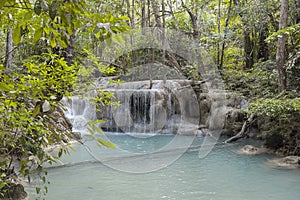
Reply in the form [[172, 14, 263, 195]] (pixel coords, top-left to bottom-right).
[[181, 0, 198, 38], [217, 0, 221, 67], [132, 0, 135, 28], [162, 0, 166, 85], [64, 30, 76, 65], [297, 0, 300, 23], [4, 26, 13, 69], [258, 26, 269, 61], [244, 31, 254, 69], [220, 0, 233, 70], [152, 0, 162, 27], [167, 1, 180, 31], [223, 113, 255, 144], [276, 0, 288, 91], [147, 0, 151, 26], [141, 0, 146, 28], [180, 0, 204, 76], [125, 0, 132, 26]]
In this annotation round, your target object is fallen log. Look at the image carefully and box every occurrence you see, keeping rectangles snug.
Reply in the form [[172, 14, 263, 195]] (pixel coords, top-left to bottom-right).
[[223, 113, 256, 144]]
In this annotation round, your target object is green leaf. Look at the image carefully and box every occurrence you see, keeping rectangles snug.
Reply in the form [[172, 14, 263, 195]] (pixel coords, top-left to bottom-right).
[[34, 27, 43, 43], [86, 119, 105, 125], [49, 1, 59, 20], [12, 26, 21, 45], [94, 31, 101, 39], [36, 187, 40, 194], [96, 138, 116, 148], [0, 82, 12, 91], [50, 39, 56, 48], [32, 105, 40, 117], [0, 182, 6, 190], [58, 148, 63, 157], [91, 124, 104, 135], [34, 0, 42, 15]]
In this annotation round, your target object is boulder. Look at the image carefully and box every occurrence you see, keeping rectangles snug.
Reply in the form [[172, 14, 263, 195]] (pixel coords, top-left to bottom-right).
[[268, 156, 300, 169], [238, 145, 267, 155]]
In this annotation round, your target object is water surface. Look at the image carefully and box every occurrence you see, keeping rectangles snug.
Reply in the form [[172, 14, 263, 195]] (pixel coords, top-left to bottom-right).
[[27, 134, 300, 200]]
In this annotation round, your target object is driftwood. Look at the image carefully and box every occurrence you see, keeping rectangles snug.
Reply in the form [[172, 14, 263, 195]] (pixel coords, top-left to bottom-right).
[[223, 113, 256, 144]]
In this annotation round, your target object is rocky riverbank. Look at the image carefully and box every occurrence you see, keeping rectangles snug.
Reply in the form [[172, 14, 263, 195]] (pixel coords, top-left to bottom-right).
[[194, 81, 300, 157]]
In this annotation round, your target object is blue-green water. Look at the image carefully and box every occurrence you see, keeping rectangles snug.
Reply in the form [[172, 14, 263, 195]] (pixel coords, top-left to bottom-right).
[[27, 134, 300, 200]]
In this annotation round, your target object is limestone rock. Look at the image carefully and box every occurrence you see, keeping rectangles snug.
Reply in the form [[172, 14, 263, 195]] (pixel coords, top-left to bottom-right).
[[237, 144, 269, 155], [268, 156, 300, 169]]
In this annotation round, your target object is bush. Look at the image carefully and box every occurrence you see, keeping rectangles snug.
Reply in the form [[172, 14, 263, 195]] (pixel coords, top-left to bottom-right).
[[223, 67, 278, 98], [248, 98, 300, 120], [0, 53, 77, 197]]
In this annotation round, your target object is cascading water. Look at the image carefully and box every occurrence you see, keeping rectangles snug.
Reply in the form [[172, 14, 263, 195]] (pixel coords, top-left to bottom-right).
[[62, 79, 201, 135], [61, 96, 97, 132]]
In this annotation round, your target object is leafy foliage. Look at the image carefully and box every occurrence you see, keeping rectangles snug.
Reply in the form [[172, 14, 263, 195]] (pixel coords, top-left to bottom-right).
[[0, 0, 130, 198], [248, 98, 300, 119], [223, 66, 278, 98], [0, 54, 76, 198]]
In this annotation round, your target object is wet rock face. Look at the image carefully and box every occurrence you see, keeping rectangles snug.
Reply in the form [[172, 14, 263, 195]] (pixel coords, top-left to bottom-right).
[[98, 80, 199, 134], [64, 79, 247, 136], [197, 90, 247, 135], [198, 94, 211, 126]]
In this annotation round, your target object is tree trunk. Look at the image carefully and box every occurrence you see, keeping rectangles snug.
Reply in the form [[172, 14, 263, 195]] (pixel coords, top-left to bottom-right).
[[244, 30, 254, 69], [141, 0, 146, 28], [258, 26, 269, 61], [217, 0, 221, 67], [152, 0, 162, 27], [180, 0, 205, 76], [223, 113, 255, 144], [162, 0, 166, 85], [125, 0, 132, 26], [132, 0, 135, 28], [297, 0, 300, 23], [276, 0, 288, 91], [4, 26, 13, 69], [147, 0, 151, 26], [167, 1, 180, 31], [181, 0, 198, 38], [64, 30, 76, 65], [220, 0, 233, 70]]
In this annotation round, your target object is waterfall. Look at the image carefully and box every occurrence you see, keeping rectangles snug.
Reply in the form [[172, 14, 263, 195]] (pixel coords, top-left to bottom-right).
[[61, 96, 96, 132], [62, 80, 201, 135]]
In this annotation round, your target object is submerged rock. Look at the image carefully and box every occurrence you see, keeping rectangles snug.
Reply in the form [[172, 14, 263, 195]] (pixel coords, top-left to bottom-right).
[[238, 145, 267, 155], [268, 156, 300, 169]]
